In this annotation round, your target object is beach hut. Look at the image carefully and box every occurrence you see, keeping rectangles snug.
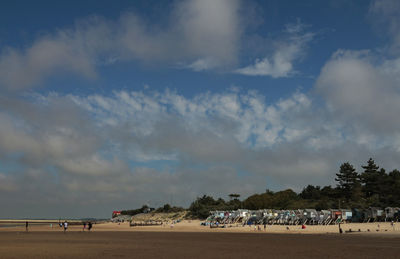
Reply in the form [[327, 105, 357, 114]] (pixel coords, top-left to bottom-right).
[[295, 209, 306, 225], [262, 209, 274, 224], [260, 209, 271, 224], [318, 210, 331, 225], [304, 209, 318, 225], [245, 210, 262, 225], [330, 209, 342, 224], [363, 208, 373, 222], [207, 210, 225, 223], [370, 207, 385, 221], [351, 208, 365, 223], [363, 207, 384, 222], [240, 210, 252, 225], [228, 210, 240, 223], [385, 207, 400, 221], [285, 210, 297, 225], [271, 210, 282, 225], [340, 209, 353, 222]]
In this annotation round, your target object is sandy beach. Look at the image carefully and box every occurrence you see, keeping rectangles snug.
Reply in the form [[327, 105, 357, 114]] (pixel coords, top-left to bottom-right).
[[3, 220, 400, 234], [1, 221, 400, 258]]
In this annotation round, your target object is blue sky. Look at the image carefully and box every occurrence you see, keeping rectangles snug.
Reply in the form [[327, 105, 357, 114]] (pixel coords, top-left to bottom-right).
[[1, 0, 400, 218], [0, 0, 377, 97]]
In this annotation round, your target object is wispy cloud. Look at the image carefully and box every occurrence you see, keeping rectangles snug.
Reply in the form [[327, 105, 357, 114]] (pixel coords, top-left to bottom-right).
[[369, 0, 400, 54], [235, 21, 314, 77]]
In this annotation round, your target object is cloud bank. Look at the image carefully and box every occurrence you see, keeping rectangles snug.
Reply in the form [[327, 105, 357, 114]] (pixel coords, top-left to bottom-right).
[[2, 84, 400, 217]]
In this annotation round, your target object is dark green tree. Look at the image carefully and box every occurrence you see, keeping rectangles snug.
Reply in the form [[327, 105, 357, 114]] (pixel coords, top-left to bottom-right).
[[228, 193, 240, 200], [335, 162, 360, 201], [188, 195, 230, 219], [385, 169, 400, 206], [272, 189, 299, 209], [121, 205, 149, 216], [299, 185, 322, 200], [360, 158, 381, 198], [155, 204, 185, 213], [242, 189, 300, 210]]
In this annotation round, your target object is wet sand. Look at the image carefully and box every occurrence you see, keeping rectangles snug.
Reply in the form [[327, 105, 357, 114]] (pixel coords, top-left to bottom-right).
[[1, 230, 400, 258]]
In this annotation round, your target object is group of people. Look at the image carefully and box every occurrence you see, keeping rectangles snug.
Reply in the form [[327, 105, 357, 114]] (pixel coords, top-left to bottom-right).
[[59, 221, 68, 232], [82, 221, 93, 231], [24, 221, 93, 232], [58, 221, 93, 232]]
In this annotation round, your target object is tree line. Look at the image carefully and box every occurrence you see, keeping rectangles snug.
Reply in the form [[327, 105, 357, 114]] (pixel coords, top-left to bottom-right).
[[121, 158, 400, 219], [188, 158, 400, 218], [120, 204, 185, 216]]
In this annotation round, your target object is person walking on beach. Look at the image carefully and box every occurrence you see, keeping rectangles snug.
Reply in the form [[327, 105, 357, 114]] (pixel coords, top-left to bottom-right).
[[25, 221, 28, 232], [83, 222, 86, 232], [63, 221, 68, 233], [88, 222, 92, 231]]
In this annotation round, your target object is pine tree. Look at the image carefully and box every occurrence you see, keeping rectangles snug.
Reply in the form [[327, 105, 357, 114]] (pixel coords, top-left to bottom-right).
[[361, 158, 382, 198], [335, 162, 359, 201], [386, 170, 400, 206]]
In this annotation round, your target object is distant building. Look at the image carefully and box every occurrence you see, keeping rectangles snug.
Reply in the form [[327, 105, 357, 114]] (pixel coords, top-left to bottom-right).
[[112, 211, 122, 218]]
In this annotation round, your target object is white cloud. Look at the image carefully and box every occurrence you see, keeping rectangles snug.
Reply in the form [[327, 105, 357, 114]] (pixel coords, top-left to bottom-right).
[[0, 0, 242, 90], [307, 1, 400, 147], [176, 0, 240, 66], [185, 57, 220, 71], [316, 49, 400, 139], [235, 22, 314, 77], [0, 37, 96, 90]]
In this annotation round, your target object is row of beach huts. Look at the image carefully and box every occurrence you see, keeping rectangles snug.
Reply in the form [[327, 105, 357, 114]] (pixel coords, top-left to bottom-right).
[[206, 207, 400, 225]]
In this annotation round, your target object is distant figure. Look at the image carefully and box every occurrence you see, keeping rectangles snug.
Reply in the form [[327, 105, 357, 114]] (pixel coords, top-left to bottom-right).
[[302, 224, 306, 229], [338, 223, 342, 234], [25, 221, 28, 232], [63, 221, 68, 233], [83, 222, 86, 231], [88, 222, 92, 231], [263, 223, 266, 231]]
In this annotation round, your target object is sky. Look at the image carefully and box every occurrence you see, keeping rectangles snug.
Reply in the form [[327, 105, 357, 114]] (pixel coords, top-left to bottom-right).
[[1, 0, 400, 218]]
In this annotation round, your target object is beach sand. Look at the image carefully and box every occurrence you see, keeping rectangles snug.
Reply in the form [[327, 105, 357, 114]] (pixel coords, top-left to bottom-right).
[[1, 221, 400, 258], [4, 220, 399, 234]]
